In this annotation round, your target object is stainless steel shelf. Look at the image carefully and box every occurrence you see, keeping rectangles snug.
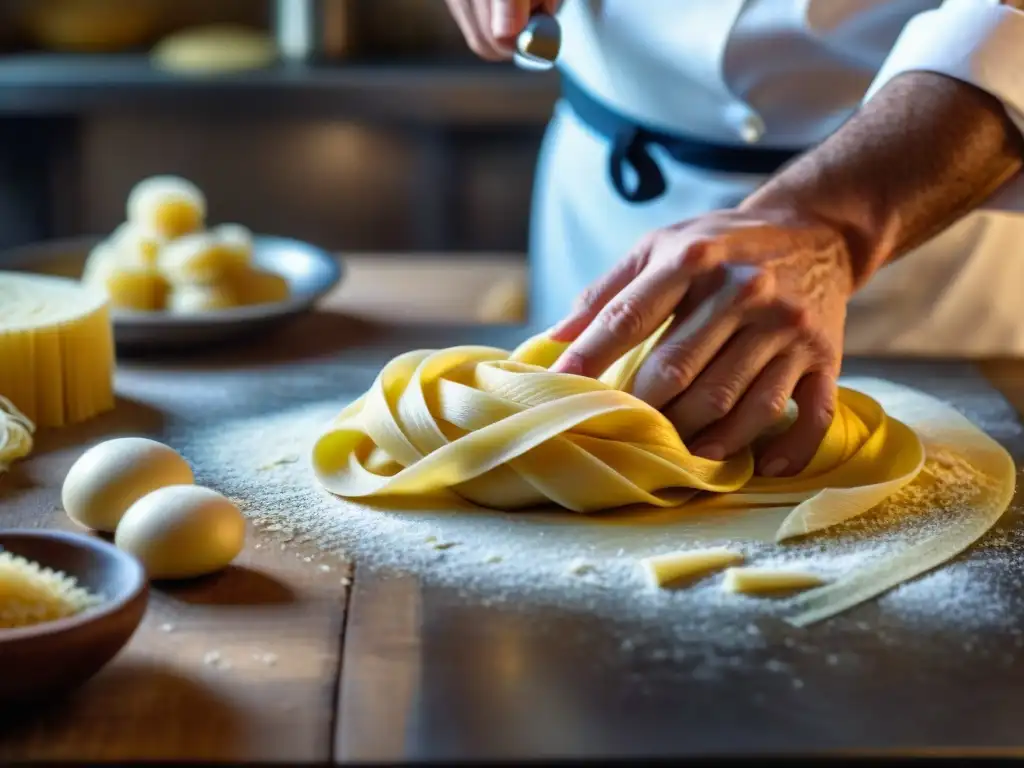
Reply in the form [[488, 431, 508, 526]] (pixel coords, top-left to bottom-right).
[[0, 54, 560, 125]]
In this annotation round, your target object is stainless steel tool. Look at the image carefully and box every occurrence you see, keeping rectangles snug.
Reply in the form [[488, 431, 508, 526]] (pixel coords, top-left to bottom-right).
[[513, 12, 561, 71]]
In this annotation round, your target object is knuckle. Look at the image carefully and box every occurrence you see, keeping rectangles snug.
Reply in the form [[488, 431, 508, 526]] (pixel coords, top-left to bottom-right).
[[784, 305, 813, 332], [599, 298, 647, 340], [651, 350, 698, 390], [674, 240, 717, 273], [739, 271, 774, 304], [573, 286, 602, 313], [700, 382, 741, 419], [759, 388, 791, 421]]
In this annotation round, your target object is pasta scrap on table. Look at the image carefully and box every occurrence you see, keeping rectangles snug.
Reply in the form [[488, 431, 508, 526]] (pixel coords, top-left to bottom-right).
[[307, 318, 1016, 626]]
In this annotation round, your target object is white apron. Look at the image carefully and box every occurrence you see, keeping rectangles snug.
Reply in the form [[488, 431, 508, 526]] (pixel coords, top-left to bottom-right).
[[530, 0, 1024, 357]]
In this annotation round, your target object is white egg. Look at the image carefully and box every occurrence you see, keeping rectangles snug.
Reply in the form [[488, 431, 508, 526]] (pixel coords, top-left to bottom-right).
[[62, 437, 194, 533], [115, 485, 246, 580], [126, 175, 207, 240]]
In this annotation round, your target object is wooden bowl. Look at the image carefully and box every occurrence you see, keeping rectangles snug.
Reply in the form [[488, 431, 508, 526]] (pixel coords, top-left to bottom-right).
[[0, 530, 149, 705]]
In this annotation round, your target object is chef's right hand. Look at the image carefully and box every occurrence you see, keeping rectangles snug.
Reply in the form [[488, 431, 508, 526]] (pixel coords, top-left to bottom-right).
[[444, 0, 560, 60]]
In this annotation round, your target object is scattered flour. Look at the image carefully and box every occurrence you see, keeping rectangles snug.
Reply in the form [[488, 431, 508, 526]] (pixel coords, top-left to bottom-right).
[[169, 393, 1024, 657]]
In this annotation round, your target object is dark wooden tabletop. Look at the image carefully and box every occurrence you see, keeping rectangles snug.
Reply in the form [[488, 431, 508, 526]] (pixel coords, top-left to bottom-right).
[[2, 256, 1024, 762]]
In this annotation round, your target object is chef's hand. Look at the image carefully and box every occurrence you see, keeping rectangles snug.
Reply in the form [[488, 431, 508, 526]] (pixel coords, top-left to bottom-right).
[[548, 208, 855, 477], [444, 0, 560, 60]]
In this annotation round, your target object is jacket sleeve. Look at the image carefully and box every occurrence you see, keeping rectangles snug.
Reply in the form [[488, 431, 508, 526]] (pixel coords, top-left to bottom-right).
[[864, 0, 1024, 136]]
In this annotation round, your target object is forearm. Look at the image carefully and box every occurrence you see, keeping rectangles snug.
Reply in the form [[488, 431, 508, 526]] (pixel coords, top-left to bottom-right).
[[741, 70, 1024, 291]]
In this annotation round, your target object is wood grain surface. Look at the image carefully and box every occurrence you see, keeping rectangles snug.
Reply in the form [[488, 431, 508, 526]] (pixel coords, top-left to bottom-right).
[[0, 405, 351, 763], [1, 255, 1022, 763]]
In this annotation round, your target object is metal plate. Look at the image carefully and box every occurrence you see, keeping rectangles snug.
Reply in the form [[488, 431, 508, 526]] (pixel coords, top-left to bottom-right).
[[0, 235, 343, 352]]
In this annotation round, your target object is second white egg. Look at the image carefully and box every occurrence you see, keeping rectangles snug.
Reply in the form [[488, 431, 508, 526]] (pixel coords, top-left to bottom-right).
[[115, 484, 246, 580]]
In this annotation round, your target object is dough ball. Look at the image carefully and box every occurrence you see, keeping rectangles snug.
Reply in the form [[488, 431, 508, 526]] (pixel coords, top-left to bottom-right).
[[127, 175, 206, 240], [81, 241, 119, 288], [167, 281, 244, 313], [62, 437, 194, 533], [151, 25, 277, 75], [159, 231, 250, 285], [105, 267, 170, 311], [82, 245, 168, 311], [110, 221, 165, 269], [478, 275, 528, 323], [114, 484, 246, 580], [237, 266, 290, 306], [214, 223, 254, 257]]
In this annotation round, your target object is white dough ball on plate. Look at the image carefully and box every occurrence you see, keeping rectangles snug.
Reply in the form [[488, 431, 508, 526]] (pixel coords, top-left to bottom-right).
[[214, 223, 254, 257], [81, 241, 169, 311], [167, 281, 244, 313], [236, 266, 290, 306], [159, 231, 250, 284], [110, 221, 166, 269], [62, 437, 194, 533], [127, 175, 206, 240], [115, 484, 246, 580]]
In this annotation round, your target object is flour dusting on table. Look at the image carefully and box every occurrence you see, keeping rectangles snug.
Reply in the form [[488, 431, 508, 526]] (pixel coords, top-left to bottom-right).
[[171, 377, 1024, 657]]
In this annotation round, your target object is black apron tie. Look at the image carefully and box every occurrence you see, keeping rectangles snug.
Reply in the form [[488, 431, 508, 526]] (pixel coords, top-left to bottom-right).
[[560, 73, 806, 205]]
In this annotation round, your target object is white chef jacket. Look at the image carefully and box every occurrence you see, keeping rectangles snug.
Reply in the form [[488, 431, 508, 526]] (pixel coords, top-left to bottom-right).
[[530, 0, 1024, 356]]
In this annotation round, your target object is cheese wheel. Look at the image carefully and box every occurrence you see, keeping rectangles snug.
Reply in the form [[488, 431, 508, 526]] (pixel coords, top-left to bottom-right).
[[127, 176, 206, 240], [0, 272, 115, 428]]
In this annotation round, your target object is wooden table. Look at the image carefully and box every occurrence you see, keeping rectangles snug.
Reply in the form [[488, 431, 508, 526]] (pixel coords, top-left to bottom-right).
[[2, 255, 1023, 763]]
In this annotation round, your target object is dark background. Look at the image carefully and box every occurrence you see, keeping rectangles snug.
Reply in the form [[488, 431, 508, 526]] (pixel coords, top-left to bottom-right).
[[0, 0, 558, 255]]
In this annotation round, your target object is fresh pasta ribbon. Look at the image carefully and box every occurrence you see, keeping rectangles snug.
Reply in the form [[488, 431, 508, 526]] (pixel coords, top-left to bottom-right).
[[312, 327, 1016, 625], [0, 396, 35, 472], [312, 325, 922, 535]]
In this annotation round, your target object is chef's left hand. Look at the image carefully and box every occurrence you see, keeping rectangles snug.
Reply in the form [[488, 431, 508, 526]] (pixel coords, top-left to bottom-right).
[[548, 208, 854, 477]]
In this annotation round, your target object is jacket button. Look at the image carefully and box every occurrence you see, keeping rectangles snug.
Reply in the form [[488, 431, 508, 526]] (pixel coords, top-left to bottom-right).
[[738, 113, 765, 144]]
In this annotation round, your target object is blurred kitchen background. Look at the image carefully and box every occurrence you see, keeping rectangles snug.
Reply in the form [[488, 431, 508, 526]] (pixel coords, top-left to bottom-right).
[[0, 0, 558, 259]]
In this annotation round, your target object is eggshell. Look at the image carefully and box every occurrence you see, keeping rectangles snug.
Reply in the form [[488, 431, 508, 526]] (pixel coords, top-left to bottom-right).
[[114, 484, 246, 580], [62, 437, 194, 533]]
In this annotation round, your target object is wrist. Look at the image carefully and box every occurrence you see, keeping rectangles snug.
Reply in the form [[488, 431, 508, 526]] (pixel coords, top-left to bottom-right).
[[736, 199, 862, 296]]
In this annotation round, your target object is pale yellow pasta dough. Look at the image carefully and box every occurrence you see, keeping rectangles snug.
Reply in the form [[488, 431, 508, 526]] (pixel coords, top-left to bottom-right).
[[104, 266, 170, 311], [0, 396, 34, 472], [236, 266, 290, 306], [63, 437, 194, 533], [82, 237, 169, 311], [127, 175, 206, 240], [115, 484, 246, 580], [110, 221, 165, 269], [168, 282, 244, 313], [151, 25, 277, 75], [311, 321, 1016, 625], [722, 567, 825, 594], [641, 547, 744, 588], [159, 231, 250, 285]]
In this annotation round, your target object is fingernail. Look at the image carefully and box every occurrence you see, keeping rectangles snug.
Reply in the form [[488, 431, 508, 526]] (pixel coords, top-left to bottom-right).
[[491, 13, 517, 38], [552, 350, 588, 375], [692, 443, 725, 461], [761, 457, 789, 477]]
